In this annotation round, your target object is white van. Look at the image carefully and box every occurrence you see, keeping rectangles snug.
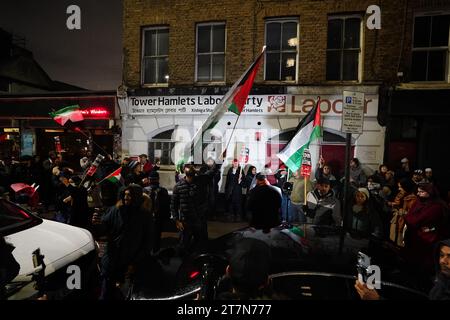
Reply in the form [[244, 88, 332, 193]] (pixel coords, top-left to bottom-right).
[[1, 198, 97, 300]]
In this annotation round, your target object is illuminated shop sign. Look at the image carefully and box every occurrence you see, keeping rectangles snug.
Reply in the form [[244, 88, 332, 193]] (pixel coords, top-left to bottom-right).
[[80, 107, 110, 118]]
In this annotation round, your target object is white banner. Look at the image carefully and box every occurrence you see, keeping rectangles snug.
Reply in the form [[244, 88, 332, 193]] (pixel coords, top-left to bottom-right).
[[128, 94, 378, 117]]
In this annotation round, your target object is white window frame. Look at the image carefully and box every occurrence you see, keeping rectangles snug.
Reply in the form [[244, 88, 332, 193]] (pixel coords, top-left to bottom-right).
[[326, 14, 363, 82], [411, 12, 450, 82], [195, 22, 226, 83], [141, 26, 169, 87], [148, 139, 176, 165], [264, 18, 299, 82]]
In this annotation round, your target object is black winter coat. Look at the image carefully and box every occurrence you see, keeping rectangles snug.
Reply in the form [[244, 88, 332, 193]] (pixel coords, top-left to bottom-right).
[[170, 179, 201, 222]]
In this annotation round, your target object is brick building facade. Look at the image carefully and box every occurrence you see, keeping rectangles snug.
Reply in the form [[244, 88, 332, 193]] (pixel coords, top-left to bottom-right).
[[120, 0, 450, 192]]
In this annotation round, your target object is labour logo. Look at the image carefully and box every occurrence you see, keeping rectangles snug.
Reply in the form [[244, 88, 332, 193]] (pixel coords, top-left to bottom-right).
[[268, 96, 286, 112]]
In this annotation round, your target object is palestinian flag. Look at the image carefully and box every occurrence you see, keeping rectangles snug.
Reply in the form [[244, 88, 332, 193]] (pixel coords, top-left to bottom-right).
[[227, 48, 264, 115], [49, 105, 84, 126], [277, 98, 322, 172], [100, 167, 122, 184], [181, 47, 265, 163]]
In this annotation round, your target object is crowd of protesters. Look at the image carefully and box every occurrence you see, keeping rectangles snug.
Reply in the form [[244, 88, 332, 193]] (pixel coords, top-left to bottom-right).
[[1, 149, 450, 300]]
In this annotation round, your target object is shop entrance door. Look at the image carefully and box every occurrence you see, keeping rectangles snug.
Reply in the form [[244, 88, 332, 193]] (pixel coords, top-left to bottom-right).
[[320, 144, 355, 179]]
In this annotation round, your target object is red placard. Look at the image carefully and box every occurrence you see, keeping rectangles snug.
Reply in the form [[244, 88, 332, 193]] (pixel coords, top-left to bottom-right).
[[86, 165, 98, 176], [300, 164, 311, 177], [300, 149, 312, 177]]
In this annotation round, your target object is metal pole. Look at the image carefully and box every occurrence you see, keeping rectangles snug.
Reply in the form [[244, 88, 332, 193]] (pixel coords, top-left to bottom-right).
[[339, 133, 352, 254], [304, 174, 308, 239]]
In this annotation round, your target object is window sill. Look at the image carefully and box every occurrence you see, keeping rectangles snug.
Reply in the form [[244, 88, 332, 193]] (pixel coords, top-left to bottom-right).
[[324, 80, 361, 84], [396, 82, 450, 90], [194, 82, 226, 86], [141, 83, 169, 88], [264, 80, 298, 85]]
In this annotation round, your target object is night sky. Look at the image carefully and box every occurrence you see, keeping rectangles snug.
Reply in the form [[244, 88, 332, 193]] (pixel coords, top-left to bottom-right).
[[0, 0, 122, 90]]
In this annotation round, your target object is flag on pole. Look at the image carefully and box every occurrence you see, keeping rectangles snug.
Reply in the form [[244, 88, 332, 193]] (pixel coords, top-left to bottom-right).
[[227, 50, 264, 115], [277, 97, 322, 173], [49, 105, 84, 126], [182, 46, 265, 163], [99, 167, 122, 184]]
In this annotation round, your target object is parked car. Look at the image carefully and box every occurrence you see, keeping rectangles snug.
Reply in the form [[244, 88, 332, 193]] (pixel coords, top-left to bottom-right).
[[132, 225, 430, 300], [0, 198, 97, 300]]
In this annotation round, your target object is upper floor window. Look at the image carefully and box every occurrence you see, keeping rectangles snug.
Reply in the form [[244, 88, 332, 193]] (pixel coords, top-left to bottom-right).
[[411, 14, 450, 81], [326, 16, 362, 81], [264, 19, 298, 81], [196, 23, 225, 82], [142, 27, 169, 85]]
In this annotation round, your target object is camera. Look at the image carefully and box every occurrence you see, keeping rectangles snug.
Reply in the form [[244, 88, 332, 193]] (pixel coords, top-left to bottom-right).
[[356, 251, 371, 283], [282, 182, 293, 194]]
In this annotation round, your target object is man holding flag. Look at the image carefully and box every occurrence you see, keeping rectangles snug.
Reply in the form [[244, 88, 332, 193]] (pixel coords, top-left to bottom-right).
[[277, 98, 322, 224]]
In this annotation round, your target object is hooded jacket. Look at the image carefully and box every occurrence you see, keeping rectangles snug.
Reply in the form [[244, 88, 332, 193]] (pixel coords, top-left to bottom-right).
[[429, 239, 450, 300]]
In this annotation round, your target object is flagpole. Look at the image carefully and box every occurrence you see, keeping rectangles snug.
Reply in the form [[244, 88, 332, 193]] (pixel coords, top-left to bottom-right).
[[96, 168, 122, 185], [219, 114, 242, 162], [318, 96, 324, 157], [184, 46, 266, 165]]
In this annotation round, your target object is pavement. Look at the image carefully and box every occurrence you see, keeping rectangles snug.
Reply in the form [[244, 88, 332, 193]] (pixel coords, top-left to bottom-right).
[[161, 220, 248, 242], [37, 207, 248, 241]]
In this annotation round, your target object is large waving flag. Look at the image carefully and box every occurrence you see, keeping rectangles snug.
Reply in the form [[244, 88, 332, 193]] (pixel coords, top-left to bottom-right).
[[227, 48, 264, 115], [277, 98, 322, 172], [49, 105, 84, 126], [183, 46, 265, 163]]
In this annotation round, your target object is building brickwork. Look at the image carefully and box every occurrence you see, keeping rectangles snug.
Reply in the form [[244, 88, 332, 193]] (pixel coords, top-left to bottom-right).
[[123, 0, 449, 88]]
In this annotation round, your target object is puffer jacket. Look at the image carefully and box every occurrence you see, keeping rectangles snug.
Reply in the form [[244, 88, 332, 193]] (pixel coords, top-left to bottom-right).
[[170, 178, 200, 222]]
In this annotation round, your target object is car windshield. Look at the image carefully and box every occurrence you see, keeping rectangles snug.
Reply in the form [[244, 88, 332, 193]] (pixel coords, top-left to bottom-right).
[[0, 199, 36, 234]]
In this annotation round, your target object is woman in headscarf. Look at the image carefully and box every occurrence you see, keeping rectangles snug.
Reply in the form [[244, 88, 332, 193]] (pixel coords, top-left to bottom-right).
[[403, 183, 450, 274]]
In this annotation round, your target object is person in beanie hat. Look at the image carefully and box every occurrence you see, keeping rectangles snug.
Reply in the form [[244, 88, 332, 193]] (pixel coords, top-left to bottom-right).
[[124, 160, 141, 185], [357, 187, 370, 200], [396, 157, 411, 182], [424, 168, 434, 183], [344, 187, 383, 239]]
